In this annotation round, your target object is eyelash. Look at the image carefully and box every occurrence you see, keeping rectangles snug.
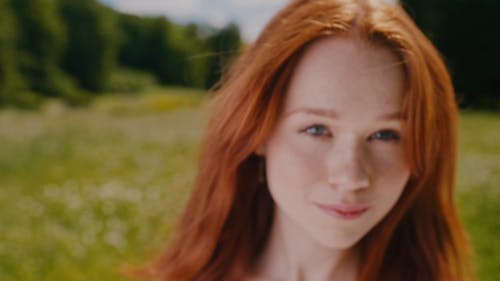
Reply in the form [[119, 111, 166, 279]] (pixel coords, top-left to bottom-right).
[[301, 124, 401, 142], [303, 124, 331, 138], [369, 130, 401, 142]]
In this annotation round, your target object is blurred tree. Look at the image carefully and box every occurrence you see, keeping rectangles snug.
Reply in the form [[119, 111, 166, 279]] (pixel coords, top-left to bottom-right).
[[205, 23, 242, 88], [117, 15, 209, 88], [59, 0, 118, 93], [2, 0, 243, 108], [148, 18, 185, 85], [117, 14, 156, 72], [403, 0, 500, 109], [182, 23, 210, 88], [0, 0, 23, 106], [8, 0, 79, 102]]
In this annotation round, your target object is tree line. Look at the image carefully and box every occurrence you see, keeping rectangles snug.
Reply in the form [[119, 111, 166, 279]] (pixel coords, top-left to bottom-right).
[[0, 0, 497, 109], [0, 0, 241, 108]]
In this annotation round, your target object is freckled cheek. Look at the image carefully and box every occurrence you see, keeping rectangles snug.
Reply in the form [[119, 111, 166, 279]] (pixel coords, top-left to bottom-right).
[[267, 134, 328, 187], [292, 140, 327, 168], [369, 147, 410, 185]]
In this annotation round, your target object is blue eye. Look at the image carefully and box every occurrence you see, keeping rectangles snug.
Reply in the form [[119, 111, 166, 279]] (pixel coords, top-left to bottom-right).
[[304, 124, 330, 137], [370, 130, 400, 142]]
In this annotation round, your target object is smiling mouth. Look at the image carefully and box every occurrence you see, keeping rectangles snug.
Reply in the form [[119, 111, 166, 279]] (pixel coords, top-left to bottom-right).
[[314, 203, 369, 220]]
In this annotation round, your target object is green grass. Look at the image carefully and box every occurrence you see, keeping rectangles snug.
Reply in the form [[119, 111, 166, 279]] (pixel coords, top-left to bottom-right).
[[457, 110, 500, 281], [0, 92, 499, 281], [0, 87, 209, 281]]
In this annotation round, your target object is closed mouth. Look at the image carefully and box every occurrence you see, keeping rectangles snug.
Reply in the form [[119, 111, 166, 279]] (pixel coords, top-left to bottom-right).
[[314, 202, 369, 220]]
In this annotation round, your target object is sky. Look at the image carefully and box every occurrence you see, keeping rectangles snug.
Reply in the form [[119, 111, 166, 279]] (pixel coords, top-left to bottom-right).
[[99, 0, 290, 42]]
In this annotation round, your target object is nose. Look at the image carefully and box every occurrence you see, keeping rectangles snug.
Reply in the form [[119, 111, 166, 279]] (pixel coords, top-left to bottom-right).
[[326, 139, 371, 191]]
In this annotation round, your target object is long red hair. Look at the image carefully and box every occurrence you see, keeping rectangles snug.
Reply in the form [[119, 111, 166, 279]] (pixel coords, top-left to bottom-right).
[[145, 0, 474, 280]]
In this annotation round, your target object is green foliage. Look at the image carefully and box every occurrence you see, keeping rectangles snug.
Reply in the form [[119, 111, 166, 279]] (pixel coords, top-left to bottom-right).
[[117, 15, 213, 89], [9, 0, 65, 64], [1, 0, 241, 108], [148, 18, 185, 85], [0, 0, 24, 106], [8, 0, 77, 100], [59, 0, 119, 92], [182, 23, 211, 88], [106, 68, 159, 94], [205, 23, 242, 88], [116, 14, 158, 75], [116, 15, 178, 85], [4, 0, 89, 108]]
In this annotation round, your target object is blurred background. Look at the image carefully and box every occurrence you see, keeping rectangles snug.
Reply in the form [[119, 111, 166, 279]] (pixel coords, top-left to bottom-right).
[[0, 0, 498, 280]]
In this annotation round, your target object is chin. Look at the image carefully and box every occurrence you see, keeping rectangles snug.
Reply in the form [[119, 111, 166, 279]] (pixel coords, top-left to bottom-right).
[[313, 231, 365, 250]]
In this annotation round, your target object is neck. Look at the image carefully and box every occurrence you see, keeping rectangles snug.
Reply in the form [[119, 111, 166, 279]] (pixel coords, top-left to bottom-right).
[[250, 209, 360, 281]]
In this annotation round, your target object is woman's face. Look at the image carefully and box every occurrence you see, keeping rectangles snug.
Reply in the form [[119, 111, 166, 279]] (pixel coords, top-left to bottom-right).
[[260, 37, 410, 249]]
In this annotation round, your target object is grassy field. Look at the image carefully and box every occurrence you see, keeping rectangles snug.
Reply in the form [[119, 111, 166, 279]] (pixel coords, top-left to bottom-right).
[[457, 110, 500, 281], [0, 88, 499, 281]]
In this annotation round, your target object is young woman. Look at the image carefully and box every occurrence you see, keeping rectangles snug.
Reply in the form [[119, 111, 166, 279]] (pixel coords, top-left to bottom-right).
[[144, 0, 474, 280]]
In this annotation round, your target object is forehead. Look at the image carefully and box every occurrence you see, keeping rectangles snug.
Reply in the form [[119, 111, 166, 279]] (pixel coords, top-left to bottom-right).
[[284, 36, 405, 118]]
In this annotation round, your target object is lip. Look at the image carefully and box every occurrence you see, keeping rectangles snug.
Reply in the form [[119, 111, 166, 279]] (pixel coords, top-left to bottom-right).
[[314, 202, 370, 220]]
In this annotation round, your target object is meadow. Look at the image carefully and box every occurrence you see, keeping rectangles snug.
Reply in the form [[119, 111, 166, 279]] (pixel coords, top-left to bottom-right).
[[0, 88, 499, 281]]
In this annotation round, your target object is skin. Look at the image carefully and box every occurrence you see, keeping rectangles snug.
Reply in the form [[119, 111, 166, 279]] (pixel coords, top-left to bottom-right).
[[250, 37, 411, 281]]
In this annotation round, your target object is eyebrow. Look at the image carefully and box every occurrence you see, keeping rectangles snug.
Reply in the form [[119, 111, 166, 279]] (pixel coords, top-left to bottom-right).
[[284, 107, 405, 121]]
